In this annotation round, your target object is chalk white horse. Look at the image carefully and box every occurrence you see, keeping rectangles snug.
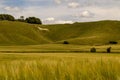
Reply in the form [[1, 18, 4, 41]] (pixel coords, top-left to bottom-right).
[[35, 26, 49, 32]]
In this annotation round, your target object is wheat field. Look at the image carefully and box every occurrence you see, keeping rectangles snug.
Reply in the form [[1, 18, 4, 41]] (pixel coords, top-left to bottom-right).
[[0, 53, 119, 80]]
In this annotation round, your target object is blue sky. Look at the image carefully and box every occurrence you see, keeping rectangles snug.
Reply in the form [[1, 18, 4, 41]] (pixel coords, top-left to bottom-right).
[[0, 0, 120, 24]]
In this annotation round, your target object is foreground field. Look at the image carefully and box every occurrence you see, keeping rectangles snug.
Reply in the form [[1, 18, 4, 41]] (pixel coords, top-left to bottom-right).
[[0, 53, 119, 80]]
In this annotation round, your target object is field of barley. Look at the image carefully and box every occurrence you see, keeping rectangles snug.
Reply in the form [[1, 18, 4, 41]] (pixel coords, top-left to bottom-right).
[[0, 53, 119, 80]]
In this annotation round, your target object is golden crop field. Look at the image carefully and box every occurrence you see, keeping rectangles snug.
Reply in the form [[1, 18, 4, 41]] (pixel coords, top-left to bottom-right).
[[0, 53, 119, 80]]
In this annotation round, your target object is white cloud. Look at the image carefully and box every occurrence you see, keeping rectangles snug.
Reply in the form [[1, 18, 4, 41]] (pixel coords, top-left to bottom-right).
[[54, 0, 69, 4], [88, 6, 120, 20], [54, 0, 62, 4], [4, 6, 20, 11], [68, 2, 80, 8], [74, 10, 94, 18], [80, 10, 93, 17], [55, 20, 73, 24], [21, 6, 75, 20], [45, 17, 55, 21]]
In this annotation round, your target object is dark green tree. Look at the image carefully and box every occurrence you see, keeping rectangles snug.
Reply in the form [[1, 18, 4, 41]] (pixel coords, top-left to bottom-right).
[[25, 17, 42, 24], [0, 14, 15, 21]]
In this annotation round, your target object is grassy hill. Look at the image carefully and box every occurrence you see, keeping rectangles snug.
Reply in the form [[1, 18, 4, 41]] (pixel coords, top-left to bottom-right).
[[0, 21, 51, 45], [43, 20, 120, 45], [0, 20, 120, 45]]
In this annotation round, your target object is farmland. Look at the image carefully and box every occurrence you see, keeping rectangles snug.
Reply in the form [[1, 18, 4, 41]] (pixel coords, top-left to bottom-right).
[[0, 53, 119, 80], [0, 20, 120, 80], [0, 44, 120, 53], [0, 44, 119, 80]]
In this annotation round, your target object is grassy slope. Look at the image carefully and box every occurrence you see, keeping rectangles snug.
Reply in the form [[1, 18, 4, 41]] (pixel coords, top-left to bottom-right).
[[0, 21, 51, 45], [44, 20, 120, 45], [1, 20, 120, 45]]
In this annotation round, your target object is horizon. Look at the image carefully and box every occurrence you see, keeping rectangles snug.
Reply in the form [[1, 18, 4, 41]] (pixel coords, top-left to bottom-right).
[[0, 0, 120, 24]]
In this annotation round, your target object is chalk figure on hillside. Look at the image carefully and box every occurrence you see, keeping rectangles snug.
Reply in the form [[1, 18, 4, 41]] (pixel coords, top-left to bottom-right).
[[35, 25, 49, 32], [107, 47, 111, 53], [37, 27, 49, 31], [90, 47, 96, 53]]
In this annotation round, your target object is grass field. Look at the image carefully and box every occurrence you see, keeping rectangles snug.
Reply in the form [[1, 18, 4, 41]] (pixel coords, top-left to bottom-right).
[[0, 53, 119, 80], [1, 20, 120, 45]]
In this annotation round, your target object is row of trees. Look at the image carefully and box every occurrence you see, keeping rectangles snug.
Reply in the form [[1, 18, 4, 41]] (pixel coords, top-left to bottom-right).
[[0, 14, 42, 24]]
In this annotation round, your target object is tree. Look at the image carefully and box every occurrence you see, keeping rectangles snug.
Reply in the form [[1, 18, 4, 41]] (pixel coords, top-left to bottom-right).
[[0, 14, 15, 21], [25, 17, 42, 24], [16, 16, 25, 22], [20, 16, 24, 20]]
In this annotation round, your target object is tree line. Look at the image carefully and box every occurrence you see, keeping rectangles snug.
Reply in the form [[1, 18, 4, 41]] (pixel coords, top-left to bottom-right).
[[0, 14, 42, 24]]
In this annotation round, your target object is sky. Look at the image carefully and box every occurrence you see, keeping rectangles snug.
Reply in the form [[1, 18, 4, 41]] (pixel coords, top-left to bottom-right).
[[0, 0, 120, 24]]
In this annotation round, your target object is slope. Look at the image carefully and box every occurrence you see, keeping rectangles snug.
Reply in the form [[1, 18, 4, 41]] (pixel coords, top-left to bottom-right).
[[1, 20, 120, 45], [43, 20, 120, 45], [0, 21, 51, 45]]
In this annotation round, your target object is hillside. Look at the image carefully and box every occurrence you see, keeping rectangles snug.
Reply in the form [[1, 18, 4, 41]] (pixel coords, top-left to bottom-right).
[[0, 20, 120, 45], [0, 21, 51, 45], [43, 20, 120, 45]]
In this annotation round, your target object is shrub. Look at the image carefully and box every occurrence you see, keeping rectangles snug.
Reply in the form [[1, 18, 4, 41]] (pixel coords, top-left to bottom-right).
[[107, 47, 111, 53], [109, 41, 118, 44], [63, 41, 69, 44], [90, 47, 96, 52]]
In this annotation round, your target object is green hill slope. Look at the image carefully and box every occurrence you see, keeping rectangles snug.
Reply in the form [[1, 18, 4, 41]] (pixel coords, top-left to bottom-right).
[[0, 21, 50, 45], [0, 20, 120, 45], [43, 20, 120, 45]]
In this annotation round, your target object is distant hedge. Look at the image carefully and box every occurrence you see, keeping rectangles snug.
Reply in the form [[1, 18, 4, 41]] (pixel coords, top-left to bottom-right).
[[0, 14, 15, 21]]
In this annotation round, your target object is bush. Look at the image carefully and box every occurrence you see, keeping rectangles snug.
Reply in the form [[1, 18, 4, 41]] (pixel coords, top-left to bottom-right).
[[0, 14, 15, 21], [107, 47, 111, 53], [63, 41, 69, 44], [90, 47, 96, 53], [25, 17, 42, 24], [109, 41, 118, 44]]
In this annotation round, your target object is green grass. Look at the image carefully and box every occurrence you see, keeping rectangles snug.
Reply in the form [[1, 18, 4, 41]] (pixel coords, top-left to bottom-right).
[[1, 20, 120, 45], [44, 20, 120, 45], [0, 21, 50, 45], [0, 53, 119, 80]]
